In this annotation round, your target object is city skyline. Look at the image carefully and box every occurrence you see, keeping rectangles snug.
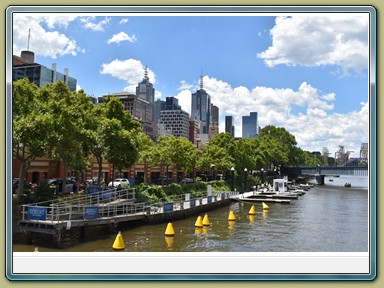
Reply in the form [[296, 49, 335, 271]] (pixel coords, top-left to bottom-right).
[[12, 12, 371, 156]]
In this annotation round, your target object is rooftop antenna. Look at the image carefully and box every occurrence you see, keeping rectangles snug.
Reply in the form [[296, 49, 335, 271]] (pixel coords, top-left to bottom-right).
[[27, 28, 31, 51], [144, 66, 149, 80], [200, 68, 204, 90]]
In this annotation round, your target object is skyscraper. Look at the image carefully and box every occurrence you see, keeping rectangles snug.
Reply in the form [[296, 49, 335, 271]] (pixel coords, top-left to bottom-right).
[[191, 75, 211, 134], [225, 116, 235, 137], [136, 67, 155, 121], [211, 104, 219, 127], [242, 112, 258, 138]]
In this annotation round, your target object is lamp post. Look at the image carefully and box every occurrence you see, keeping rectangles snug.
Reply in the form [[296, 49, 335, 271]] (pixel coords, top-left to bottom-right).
[[261, 168, 265, 184], [230, 167, 235, 192], [244, 168, 248, 194]]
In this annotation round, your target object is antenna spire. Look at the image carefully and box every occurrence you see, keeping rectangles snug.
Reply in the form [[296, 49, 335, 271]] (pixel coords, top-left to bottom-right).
[[27, 28, 31, 51], [200, 69, 204, 90], [144, 66, 149, 81]]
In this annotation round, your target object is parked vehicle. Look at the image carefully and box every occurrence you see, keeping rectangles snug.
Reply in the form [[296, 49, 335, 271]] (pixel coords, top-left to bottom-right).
[[48, 178, 75, 194], [12, 178, 32, 193], [108, 178, 130, 188], [156, 176, 173, 185], [180, 178, 195, 184]]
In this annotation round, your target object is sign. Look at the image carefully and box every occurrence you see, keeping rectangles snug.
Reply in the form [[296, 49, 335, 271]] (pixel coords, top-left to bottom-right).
[[87, 186, 102, 194], [185, 193, 190, 201], [207, 196, 212, 203], [28, 206, 47, 221], [163, 202, 174, 213], [84, 206, 99, 219], [190, 199, 196, 208], [102, 190, 113, 201]]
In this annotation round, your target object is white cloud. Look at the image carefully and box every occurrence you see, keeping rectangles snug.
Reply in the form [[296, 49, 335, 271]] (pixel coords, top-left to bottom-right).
[[107, 32, 137, 45], [80, 16, 110, 31], [177, 76, 368, 155], [258, 15, 369, 75], [100, 58, 156, 90], [177, 80, 193, 91], [12, 14, 83, 58], [119, 19, 129, 24]]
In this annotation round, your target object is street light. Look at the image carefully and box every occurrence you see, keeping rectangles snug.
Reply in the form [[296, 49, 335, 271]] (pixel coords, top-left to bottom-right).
[[230, 167, 235, 192], [244, 168, 248, 194], [261, 168, 265, 184]]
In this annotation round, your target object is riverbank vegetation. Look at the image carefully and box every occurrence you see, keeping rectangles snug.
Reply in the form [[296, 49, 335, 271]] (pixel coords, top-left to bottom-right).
[[13, 78, 322, 199]]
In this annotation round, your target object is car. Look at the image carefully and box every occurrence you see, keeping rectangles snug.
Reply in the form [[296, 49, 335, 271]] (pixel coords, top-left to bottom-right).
[[180, 178, 195, 184], [12, 178, 32, 193], [48, 178, 75, 194], [156, 176, 173, 185], [108, 178, 130, 188]]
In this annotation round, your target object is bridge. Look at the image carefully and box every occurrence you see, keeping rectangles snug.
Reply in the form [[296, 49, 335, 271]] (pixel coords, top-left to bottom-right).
[[282, 166, 368, 184]]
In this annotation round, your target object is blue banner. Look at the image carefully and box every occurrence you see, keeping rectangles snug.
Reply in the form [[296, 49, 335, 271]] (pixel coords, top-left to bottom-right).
[[102, 190, 113, 201], [190, 199, 196, 208], [28, 206, 47, 221], [84, 206, 99, 219], [87, 186, 102, 194], [163, 202, 173, 212], [207, 196, 212, 203]]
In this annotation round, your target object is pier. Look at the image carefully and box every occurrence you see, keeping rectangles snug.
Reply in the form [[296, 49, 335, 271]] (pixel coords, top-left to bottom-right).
[[18, 188, 236, 247]]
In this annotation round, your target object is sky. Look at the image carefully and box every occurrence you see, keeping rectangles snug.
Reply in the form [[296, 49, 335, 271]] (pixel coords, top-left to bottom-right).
[[12, 12, 371, 157]]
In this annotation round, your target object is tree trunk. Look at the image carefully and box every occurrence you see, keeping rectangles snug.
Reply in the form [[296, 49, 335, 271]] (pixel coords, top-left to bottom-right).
[[61, 165, 68, 196], [17, 160, 28, 195], [97, 156, 103, 185]]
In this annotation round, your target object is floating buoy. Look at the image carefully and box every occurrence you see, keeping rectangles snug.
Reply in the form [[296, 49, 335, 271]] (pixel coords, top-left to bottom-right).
[[248, 205, 256, 215], [112, 231, 125, 251], [228, 210, 236, 221], [164, 222, 175, 236], [34, 247, 39, 252], [262, 202, 269, 210], [195, 216, 203, 227], [146, 237, 149, 242], [202, 214, 210, 226]]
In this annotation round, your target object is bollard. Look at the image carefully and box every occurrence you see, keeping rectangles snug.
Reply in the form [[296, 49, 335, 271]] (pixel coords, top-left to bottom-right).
[[164, 222, 175, 236], [112, 231, 125, 251]]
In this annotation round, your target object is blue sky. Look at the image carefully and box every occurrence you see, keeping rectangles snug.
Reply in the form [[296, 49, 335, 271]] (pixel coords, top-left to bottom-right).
[[12, 12, 371, 157]]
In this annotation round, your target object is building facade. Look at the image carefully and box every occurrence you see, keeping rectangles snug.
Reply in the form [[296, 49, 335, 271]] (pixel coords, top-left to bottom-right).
[[191, 76, 211, 134], [159, 109, 191, 139], [242, 112, 258, 138], [13, 51, 77, 91], [225, 116, 235, 137]]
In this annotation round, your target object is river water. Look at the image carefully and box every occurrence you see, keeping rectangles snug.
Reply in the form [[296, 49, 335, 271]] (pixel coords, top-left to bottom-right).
[[13, 176, 369, 253]]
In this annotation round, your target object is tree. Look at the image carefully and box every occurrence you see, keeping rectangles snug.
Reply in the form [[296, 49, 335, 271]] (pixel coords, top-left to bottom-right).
[[137, 133, 155, 183], [12, 79, 54, 195], [43, 81, 90, 195]]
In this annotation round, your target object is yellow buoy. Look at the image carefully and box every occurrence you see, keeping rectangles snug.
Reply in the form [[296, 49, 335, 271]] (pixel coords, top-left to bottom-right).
[[34, 247, 39, 252], [112, 231, 125, 251], [262, 202, 269, 210], [202, 213, 210, 226], [164, 222, 175, 236], [228, 210, 236, 221], [195, 216, 203, 227], [248, 205, 256, 215]]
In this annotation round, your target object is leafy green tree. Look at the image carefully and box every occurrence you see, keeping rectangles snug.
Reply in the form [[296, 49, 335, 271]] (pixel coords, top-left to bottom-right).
[[12, 79, 54, 195], [150, 136, 173, 185], [198, 133, 236, 175], [137, 133, 155, 183]]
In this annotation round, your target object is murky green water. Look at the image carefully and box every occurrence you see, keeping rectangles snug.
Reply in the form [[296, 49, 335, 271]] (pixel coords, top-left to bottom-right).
[[13, 182, 369, 253]]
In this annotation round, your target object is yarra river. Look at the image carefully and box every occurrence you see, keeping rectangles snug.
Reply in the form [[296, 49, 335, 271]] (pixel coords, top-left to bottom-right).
[[13, 175, 369, 253]]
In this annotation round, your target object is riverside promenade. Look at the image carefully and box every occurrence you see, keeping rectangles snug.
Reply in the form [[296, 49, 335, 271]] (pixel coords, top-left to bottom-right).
[[18, 188, 238, 247]]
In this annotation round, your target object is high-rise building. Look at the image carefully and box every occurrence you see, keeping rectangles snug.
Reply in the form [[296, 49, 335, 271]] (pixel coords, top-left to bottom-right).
[[159, 97, 190, 140], [211, 104, 219, 128], [225, 116, 235, 137], [191, 75, 211, 134], [136, 67, 156, 122], [13, 51, 77, 91], [98, 92, 156, 140], [165, 96, 181, 110], [242, 112, 258, 138]]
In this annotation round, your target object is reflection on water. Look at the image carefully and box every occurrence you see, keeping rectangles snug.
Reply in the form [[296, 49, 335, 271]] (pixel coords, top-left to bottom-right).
[[13, 177, 369, 253]]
